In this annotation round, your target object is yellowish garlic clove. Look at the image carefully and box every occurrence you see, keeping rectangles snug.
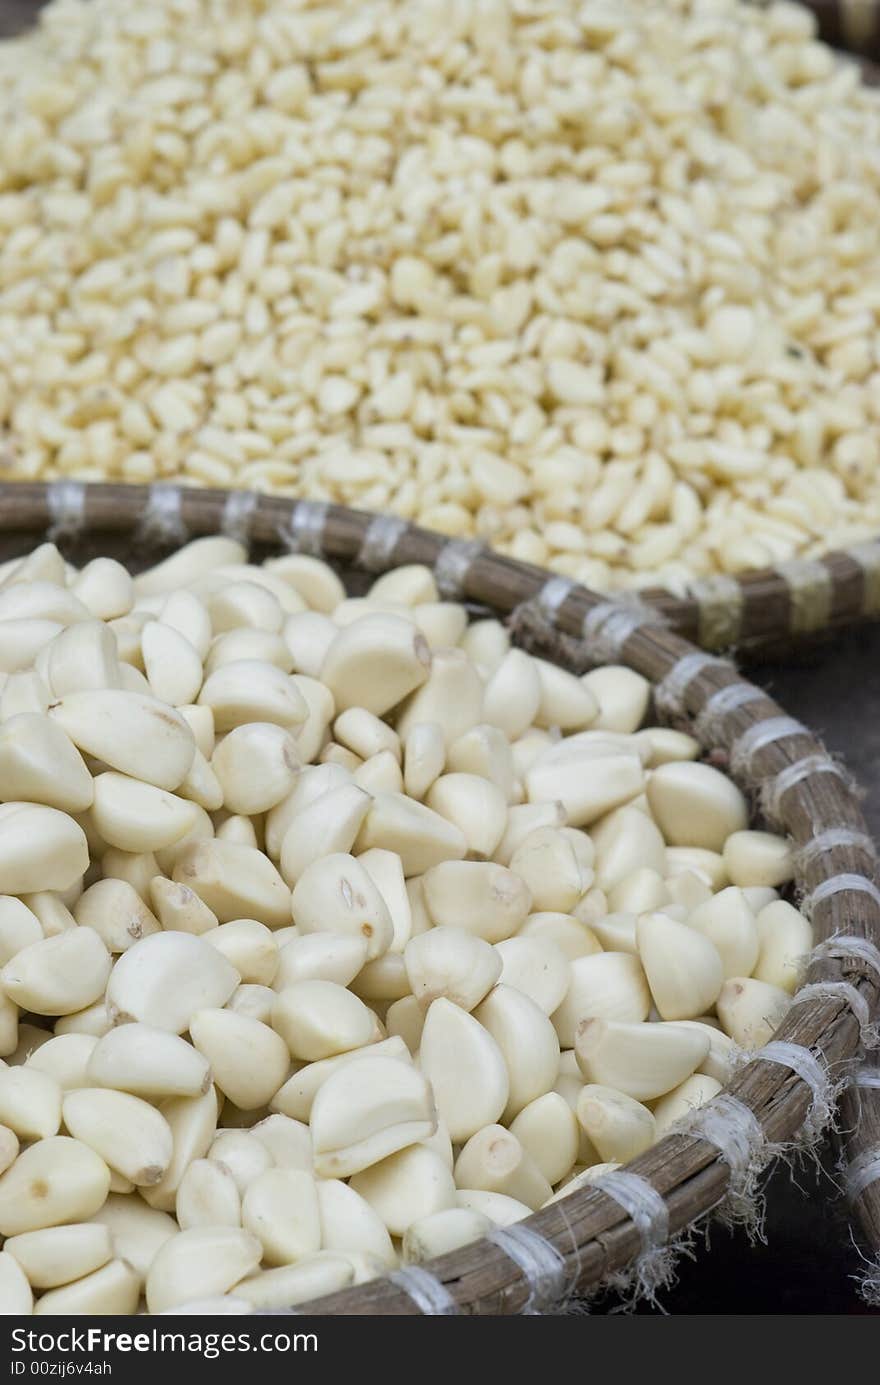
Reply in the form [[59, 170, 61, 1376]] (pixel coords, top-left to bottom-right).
[[0, 1137, 111, 1236], [26, 1033, 97, 1092], [87, 1022, 210, 1099], [646, 761, 748, 852], [198, 659, 308, 732], [2, 927, 111, 1016], [0, 1066, 61, 1141], [608, 866, 670, 915], [722, 830, 794, 888], [291, 852, 394, 960], [270, 1036, 411, 1123], [402, 1207, 492, 1264], [395, 648, 484, 747], [190, 1008, 290, 1109], [455, 1188, 532, 1225], [356, 791, 468, 875], [320, 614, 431, 717], [350, 1144, 457, 1236], [482, 649, 541, 741], [651, 1074, 723, 1137], [520, 912, 604, 961], [63, 1088, 174, 1187], [212, 722, 300, 817], [509, 1091, 580, 1186], [495, 935, 571, 1015], [310, 1054, 437, 1178], [148, 876, 219, 935], [0, 714, 94, 814], [207, 1130, 273, 1197], [242, 1168, 321, 1265], [145, 1226, 262, 1315], [421, 860, 531, 942], [526, 748, 645, 829], [402, 721, 446, 801], [88, 1194, 177, 1284], [753, 899, 812, 994], [575, 1018, 710, 1102], [172, 838, 290, 927], [316, 1178, 396, 1268], [576, 1083, 656, 1163], [351, 750, 404, 795], [419, 997, 508, 1143], [202, 918, 278, 987], [4, 1222, 113, 1290], [687, 886, 760, 979], [273, 933, 368, 990], [551, 951, 651, 1048], [50, 689, 196, 790], [453, 1126, 552, 1211], [636, 912, 724, 1020], [34, 1258, 140, 1316], [175, 1158, 241, 1231], [716, 976, 792, 1048], [272, 980, 377, 1062], [474, 984, 560, 1121], [509, 826, 594, 914], [234, 1254, 355, 1310], [580, 666, 651, 734], [0, 803, 89, 896], [281, 610, 338, 678]]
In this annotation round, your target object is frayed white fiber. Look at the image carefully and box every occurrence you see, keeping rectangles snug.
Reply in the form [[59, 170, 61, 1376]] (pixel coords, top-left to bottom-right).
[[221, 489, 258, 545], [357, 514, 407, 572], [792, 982, 878, 1049], [653, 651, 727, 719], [46, 480, 86, 542], [844, 1147, 880, 1202], [486, 1223, 568, 1315], [729, 717, 809, 779], [689, 574, 744, 650], [758, 1040, 835, 1144], [593, 1170, 675, 1304], [857, 1258, 880, 1307], [777, 558, 832, 633], [848, 539, 880, 617], [812, 933, 880, 983], [279, 501, 330, 557], [852, 1065, 880, 1091], [537, 575, 576, 621], [433, 539, 484, 598], [804, 874, 880, 916], [762, 754, 847, 825], [389, 1267, 460, 1316], [692, 683, 765, 742], [580, 601, 653, 665], [139, 484, 187, 545], [687, 1094, 768, 1238], [796, 829, 875, 869]]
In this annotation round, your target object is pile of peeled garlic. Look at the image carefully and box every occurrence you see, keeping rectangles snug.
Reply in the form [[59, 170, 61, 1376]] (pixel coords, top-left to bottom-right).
[[0, 535, 810, 1313]]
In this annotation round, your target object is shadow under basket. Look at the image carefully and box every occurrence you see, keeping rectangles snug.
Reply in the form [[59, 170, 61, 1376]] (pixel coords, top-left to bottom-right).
[[2, 480, 879, 1314]]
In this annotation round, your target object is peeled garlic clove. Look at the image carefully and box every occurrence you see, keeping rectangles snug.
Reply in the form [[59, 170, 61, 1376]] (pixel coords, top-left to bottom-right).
[[351, 951, 409, 1002], [526, 751, 645, 829], [533, 658, 599, 731], [281, 610, 337, 677], [270, 1037, 411, 1123], [455, 1188, 531, 1226], [519, 912, 604, 961], [0, 1066, 62, 1140], [87, 1023, 210, 1099], [45, 620, 123, 698], [173, 839, 290, 927], [26, 1034, 97, 1092], [291, 852, 393, 960], [250, 1114, 312, 1171], [647, 762, 748, 851], [575, 1084, 656, 1163], [421, 860, 531, 942], [402, 721, 446, 801], [74, 878, 161, 953], [310, 1055, 437, 1178], [88, 1194, 177, 1283], [453, 1126, 552, 1211], [404, 927, 501, 1012], [273, 933, 367, 990], [279, 783, 371, 886], [148, 876, 219, 935], [241, 1168, 321, 1265], [509, 1092, 580, 1187], [651, 1074, 723, 1137], [206, 627, 294, 676], [589, 912, 638, 956], [0, 897, 43, 967], [292, 673, 335, 762], [90, 771, 198, 854], [395, 648, 483, 747], [722, 830, 794, 888], [198, 659, 308, 732], [495, 801, 566, 866], [175, 1158, 241, 1231], [211, 722, 300, 817], [687, 886, 760, 979], [227, 983, 276, 1024], [234, 1253, 354, 1310], [355, 792, 467, 875], [474, 984, 560, 1121], [190, 1008, 290, 1108], [426, 773, 508, 860], [0, 714, 94, 813], [509, 826, 593, 913], [575, 1019, 710, 1102], [63, 1088, 173, 1187], [208, 1130, 273, 1196], [271, 981, 376, 1062], [351, 750, 404, 795], [590, 807, 667, 894], [482, 649, 541, 741], [636, 912, 723, 1021], [580, 666, 651, 734], [716, 977, 791, 1048], [106, 931, 238, 1032], [0, 803, 89, 896], [753, 900, 812, 994], [2, 927, 111, 1016], [419, 998, 508, 1143], [146, 1226, 262, 1314], [315, 1177, 396, 1268], [34, 1258, 140, 1316], [551, 952, 651, 1048], [0, 1126, 18, 1176], [54, 1003, 111, 1039], [0, 1250, 34, 1313], [320, 615, 431, 717], [203, 918, 279, 987], [4, 1223, 113, 1289], [49, 690, 196, 790], [672, 1021, 737, 1085], [349, 1145, 456, 1237], [403, 1206, 492, 1264], [141, 1086, 220, 1213], [0, 1137, 111, 1236], [609, 866, 669, 915]]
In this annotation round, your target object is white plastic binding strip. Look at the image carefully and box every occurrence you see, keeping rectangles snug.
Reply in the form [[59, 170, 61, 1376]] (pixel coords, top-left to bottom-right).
[[592, 1170, 669, 1258], [844, 1147, 880, 1202], [389, 1266, 460, 1316], [357, 514, 408, 573], [433, 539, 484, 599], [804, 874, 880, 914], [486, 1224, 567, 1314], [689, 574, 744, 651], [776, 558, 832, 634], [847, 539, 880, 617], [853, 1066, 880, 1091], [812, 933, 880, 982], [537, 575, 576, 622], [139, 484, 187, 544], [653, 651, 727, 719], [764, 754, 845, 824], [693, 683, 764, 741], [758, 1040, 833, 1142], [796, 828, 875, 868], [729, 717, 808, 777], [791, 982, 875, 1046], [688, 1093, 766, 1225], [221, 489, 259, 545], [280, 502, 330, 557], [46, 480, 86, 541], [581, 601, 651, 665]]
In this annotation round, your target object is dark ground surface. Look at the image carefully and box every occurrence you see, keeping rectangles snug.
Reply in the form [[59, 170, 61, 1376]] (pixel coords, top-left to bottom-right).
[[2, 0, 880, 1317]]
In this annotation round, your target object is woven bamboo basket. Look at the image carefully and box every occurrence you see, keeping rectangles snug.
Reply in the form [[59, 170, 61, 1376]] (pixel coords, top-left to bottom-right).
[[2, 479, 878, 1314]]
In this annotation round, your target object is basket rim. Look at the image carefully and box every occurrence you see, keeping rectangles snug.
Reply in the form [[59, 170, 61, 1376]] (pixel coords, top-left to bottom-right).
[[2, 480, 879, 1314]]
